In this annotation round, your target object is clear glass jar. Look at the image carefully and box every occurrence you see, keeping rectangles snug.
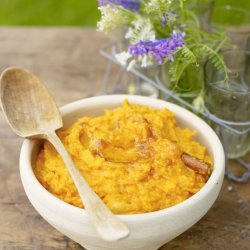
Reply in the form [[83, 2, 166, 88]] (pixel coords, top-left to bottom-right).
[[204, 49, 250, 158], [158, 63, 203, 104]]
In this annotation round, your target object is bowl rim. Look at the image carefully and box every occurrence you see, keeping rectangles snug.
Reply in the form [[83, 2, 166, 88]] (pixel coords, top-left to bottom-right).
[[20, 94, 225, 222]]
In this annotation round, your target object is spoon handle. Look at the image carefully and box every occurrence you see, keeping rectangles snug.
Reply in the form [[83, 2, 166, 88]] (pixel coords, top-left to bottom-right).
[[46, 131, 129, 242]]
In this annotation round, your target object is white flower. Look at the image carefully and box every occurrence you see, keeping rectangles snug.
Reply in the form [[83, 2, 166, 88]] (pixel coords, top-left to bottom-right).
[[125, 17, 155, 43], [115, 51, 154, 70], [146, 0, 159, 9], [97, 6, 133, 33], [114, 51, 136, 71], [145, 0, 172, 14], [115, 51, 132, 66]]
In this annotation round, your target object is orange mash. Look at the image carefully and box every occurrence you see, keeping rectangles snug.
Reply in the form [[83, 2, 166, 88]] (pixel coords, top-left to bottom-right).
[[34, 100, 212, 214]]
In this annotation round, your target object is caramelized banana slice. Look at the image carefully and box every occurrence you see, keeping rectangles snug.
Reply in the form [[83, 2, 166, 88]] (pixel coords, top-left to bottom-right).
[[181, 152, 211, 176]]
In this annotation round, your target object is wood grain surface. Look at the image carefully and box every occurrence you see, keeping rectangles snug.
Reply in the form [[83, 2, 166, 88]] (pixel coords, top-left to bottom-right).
[[0, 27, 249, 250]]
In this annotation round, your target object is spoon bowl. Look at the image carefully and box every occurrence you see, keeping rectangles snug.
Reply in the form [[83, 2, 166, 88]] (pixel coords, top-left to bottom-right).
[[0, 67, 62, 137]]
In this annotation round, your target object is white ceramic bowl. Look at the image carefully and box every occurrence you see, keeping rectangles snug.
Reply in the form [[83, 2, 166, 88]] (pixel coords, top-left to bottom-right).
[[20, 95, 225, 250]]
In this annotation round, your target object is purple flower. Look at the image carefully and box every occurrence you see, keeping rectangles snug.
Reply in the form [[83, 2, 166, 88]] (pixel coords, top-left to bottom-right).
[[98, 0, 142, 12], [98, 0, 106, 6], [129, 31, 185, 64]]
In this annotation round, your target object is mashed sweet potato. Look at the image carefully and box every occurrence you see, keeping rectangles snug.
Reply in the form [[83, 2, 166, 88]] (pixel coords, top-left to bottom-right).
[[34, 100, 212, 214]]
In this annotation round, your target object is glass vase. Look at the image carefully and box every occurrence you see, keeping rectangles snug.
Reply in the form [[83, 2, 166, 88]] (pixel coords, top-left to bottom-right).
[[204, 49, 250, 159], [158, 62, 204, 104]]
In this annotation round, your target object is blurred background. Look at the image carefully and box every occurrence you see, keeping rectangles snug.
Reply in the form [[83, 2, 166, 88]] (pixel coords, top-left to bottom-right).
[[0, 0, 99, 26], [0, 0, 248, 26]]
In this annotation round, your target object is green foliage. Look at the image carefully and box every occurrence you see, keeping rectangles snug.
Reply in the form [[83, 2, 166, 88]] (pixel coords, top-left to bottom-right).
[[195, 44, 229, 81], [169, 46, 197, 84], [168, 27, 230, 90], [0, 0, 99, 26], [142, 0, 230, 90]]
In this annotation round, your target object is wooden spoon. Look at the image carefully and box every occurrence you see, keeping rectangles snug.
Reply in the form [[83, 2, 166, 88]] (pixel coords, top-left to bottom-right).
[[0, 67, 129, 241]]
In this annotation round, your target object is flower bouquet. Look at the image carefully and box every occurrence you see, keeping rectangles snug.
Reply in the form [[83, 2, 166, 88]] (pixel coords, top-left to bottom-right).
[[97, 0, 230, 108]]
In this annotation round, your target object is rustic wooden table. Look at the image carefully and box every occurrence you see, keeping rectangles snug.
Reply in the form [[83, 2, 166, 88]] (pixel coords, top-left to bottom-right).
[[0, 27, 249, 250]]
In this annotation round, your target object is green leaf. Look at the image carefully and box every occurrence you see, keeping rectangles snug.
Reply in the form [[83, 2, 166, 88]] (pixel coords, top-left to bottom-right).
[[169, 45, 198, 84], [195, 44, 229, 81]]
